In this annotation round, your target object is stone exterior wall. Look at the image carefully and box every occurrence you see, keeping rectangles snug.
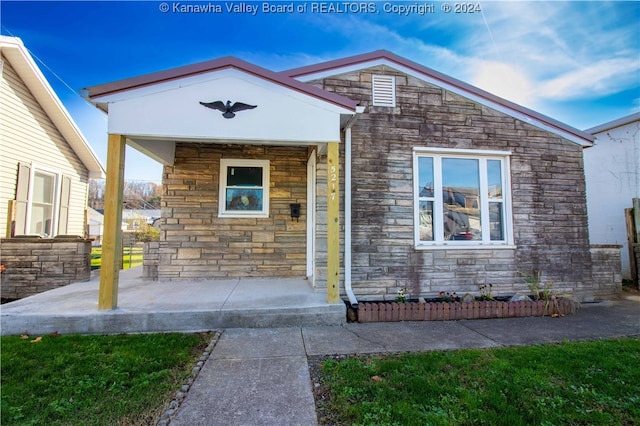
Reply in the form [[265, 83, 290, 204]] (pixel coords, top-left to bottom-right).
[[157, 144, 308, 279], [143, 241, 159, 280], [589, 245, 622, 299], [0, 237, 92, 299], [313, 67, 594, 301]]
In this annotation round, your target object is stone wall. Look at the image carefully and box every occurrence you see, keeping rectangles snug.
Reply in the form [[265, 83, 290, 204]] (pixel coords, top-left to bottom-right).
[[143, 241, 159, 280], [589, 245, 622, 300], [0, 237, 92, 299], [314, 66, 594, 301], [158, 144, 308, 279]]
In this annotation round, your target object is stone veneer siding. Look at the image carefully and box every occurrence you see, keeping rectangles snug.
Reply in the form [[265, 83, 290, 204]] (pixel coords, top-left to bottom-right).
[[157, 144, 308, 279], [0, 237, 92, 299], [589, 245, 622, 299], [311, 66, 596, 302]]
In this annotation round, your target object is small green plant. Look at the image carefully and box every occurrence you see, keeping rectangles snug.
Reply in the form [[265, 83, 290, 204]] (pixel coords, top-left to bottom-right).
[[395, 287, 408, 303], [521, 270, 543, 300], [520, 270, 565, 315], [478, 283, 494, 301]]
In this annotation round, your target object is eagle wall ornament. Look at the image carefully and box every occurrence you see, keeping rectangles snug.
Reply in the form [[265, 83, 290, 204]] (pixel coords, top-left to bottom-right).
[[199, 100, 257, 118]]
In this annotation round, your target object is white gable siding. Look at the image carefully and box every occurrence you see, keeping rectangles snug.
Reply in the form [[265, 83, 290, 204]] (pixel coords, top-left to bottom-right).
[[0, 55, 89, 236]]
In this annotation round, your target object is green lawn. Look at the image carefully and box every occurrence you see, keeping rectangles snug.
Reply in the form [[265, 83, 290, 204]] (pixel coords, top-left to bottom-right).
[[317, 338, 640, 426], [1, 333, 210, 425], [91, 246, 144, 270]]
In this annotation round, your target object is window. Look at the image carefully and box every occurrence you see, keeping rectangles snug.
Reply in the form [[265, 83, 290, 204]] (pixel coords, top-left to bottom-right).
[[14, 163, 68, 237], [219, 159, 270, 218], [413, 149, 512, 247], [29, 170, 56, 236], [372, 75, 396, 107]]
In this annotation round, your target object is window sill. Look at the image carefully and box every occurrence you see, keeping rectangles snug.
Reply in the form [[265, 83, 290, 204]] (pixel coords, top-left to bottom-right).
[[218, 213, 269, 219], [414, 244, 516, 250]]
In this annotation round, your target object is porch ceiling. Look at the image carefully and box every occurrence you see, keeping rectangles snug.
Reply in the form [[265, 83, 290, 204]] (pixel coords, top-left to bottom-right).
[[126, 135, 335, 166]]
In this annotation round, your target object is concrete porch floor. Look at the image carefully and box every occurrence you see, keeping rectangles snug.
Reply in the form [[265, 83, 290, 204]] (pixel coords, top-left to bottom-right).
[[0, 267, 346, 336]]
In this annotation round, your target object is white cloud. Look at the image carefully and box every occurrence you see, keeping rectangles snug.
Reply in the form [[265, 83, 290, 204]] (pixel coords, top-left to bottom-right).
[[469, 61, 537, 107], [539, 58, 639, 100], [459, 2, 639, 104]]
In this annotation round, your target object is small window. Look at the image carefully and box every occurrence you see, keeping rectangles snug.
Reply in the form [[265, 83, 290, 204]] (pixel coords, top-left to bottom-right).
[[414, 149, 512, 247], [219, 159, 270, 218], [372, 75, 396, 107], [29, 170, 56, 236]]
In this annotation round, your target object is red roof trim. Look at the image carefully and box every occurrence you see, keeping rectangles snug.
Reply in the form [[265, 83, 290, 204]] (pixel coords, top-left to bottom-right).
[[84, 57, 357, 111], [283, 50, 594, 144]]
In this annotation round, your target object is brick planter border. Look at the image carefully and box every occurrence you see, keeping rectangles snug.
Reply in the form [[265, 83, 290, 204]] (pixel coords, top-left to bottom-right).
[[357, 298, 578, 323]]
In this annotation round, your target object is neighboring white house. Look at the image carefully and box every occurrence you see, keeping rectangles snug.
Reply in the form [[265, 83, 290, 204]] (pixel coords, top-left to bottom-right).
[[87, 207, 104, 245], [0, 36, 104, 237], [122, 209, 161, 230], [584, 112, 640, 279]]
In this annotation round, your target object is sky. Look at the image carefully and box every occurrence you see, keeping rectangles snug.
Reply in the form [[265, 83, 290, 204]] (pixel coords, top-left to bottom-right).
[[2, 1, 639, 182]]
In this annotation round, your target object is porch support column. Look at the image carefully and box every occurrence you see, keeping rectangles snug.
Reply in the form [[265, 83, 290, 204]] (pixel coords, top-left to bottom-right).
[[98, 134, 126, 310], [326, 142, 340, 303]]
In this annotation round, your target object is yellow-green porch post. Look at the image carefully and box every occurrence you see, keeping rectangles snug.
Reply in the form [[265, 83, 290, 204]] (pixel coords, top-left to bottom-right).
[[98, 134, 126, 310], [326, 142, 340, 303]]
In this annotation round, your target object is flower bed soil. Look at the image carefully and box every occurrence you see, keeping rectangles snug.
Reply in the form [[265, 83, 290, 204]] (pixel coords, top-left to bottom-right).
[[356, 298, 578, 323]]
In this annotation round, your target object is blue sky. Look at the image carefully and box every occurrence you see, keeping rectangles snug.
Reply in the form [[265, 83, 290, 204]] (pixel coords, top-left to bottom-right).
[[2, 1, 639, 182]]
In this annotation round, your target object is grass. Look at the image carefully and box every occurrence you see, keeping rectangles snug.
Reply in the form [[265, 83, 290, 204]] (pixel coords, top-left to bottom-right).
[[318, 338, 640, 426], [1, 332, 210, 425], [91, 246, 144, 270]]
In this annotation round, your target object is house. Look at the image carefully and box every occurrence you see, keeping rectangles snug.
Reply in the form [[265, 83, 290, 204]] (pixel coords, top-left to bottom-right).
[[584, 113, 640, 280], [84, 50, 613, 310], [122, 209, 161, 230], [0, 36, 105, 300], [87, 207, 104, 245], [0, 36, 104, 237]]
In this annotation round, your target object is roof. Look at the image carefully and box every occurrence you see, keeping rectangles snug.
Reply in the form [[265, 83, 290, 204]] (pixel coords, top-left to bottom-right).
[[283, 50, 594, 146], [84, 56, 357, 112], [585, 112, 640, 135], [0, 36, 105, 178]]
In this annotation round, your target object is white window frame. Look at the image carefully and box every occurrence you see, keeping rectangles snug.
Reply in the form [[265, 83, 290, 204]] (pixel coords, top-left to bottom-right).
[[413, 148, 514, 249], [25, 165, 61, 237], [218, 159, 270, 218]]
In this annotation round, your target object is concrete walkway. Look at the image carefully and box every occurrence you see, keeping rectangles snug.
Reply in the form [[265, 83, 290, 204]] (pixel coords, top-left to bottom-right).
[[171, 296, 640, 425]]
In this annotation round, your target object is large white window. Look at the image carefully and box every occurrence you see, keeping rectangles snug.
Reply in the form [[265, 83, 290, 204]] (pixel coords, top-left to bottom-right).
[[219, 159, 270, 218], [413, 148, 513, 248]]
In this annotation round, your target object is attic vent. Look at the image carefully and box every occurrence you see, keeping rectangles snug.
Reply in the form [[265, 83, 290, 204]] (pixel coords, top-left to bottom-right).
[[372, 75, 396, 107]]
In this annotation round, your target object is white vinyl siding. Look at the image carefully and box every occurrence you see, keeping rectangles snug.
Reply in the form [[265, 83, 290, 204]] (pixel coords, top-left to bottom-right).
[[372, 75, 396, 107], [0, 56, 89, 236]]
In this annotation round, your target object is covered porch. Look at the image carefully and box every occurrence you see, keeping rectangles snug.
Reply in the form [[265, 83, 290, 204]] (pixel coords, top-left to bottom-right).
[[0, 266, 346, 336], [83, 57, 361, 311]]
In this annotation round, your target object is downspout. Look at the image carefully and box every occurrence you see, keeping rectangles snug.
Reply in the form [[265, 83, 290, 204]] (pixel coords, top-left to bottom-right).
[[344, 106, 366, 308]]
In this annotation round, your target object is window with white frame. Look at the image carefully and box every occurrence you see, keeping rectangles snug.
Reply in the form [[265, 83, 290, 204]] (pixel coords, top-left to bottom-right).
[[219, 159, 270, 218], [413, 149, 512, 247], [14, 163, 69, 237], [29, 170, 57, 236]]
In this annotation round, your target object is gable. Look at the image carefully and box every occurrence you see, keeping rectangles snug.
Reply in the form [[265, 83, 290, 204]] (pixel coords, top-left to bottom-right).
[[91, 67, 355, 145], [284, 51, 593, 147], [86, 58, 358, 162], [0, 37, 104, 178]]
